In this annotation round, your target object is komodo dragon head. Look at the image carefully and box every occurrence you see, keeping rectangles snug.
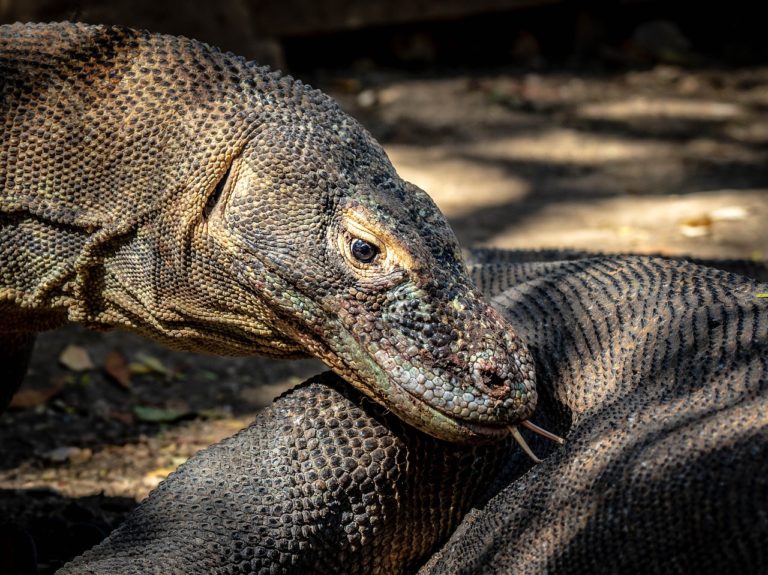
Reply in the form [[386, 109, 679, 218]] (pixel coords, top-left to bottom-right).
[[16, 24, 535, 443], [198, 84, 537, 443]]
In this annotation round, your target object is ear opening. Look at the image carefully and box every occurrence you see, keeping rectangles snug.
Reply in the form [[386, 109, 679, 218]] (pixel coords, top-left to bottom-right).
[[203, 162, 233, 220]]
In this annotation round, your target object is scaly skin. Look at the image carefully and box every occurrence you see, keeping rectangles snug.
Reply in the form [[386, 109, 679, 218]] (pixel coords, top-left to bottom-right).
[[60, 254, 768, 574], [466, 247, 768, 282], [59, 373, 511, 575], [0, 22, 536, 442]]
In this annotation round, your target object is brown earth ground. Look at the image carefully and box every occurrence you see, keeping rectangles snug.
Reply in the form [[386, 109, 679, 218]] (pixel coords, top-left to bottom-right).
[[2, 65, 767, 573]]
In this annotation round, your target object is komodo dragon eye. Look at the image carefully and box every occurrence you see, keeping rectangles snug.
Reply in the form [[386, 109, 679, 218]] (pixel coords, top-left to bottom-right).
[[350, 238, 379, 263]]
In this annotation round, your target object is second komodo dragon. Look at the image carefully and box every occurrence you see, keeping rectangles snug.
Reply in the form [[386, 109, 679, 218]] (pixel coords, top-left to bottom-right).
[[0, 22, 537, 443], [59, 254, 768, 574]]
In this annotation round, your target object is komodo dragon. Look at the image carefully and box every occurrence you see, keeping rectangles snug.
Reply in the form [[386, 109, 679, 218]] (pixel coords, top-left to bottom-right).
[[59, 254, 768, 574], [0, 22, 537, 444]]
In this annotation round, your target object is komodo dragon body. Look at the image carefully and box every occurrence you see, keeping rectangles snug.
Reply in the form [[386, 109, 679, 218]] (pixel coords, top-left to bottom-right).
[[61, 254, 768, 574], [0, 22, 536, 442]]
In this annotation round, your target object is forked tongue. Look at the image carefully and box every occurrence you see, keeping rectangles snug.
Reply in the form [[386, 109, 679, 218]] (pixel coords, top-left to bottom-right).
[[508, 420, 565, 464]]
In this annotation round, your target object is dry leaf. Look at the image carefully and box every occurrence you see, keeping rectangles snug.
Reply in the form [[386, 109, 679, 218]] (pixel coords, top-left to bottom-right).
[[128, 362, 153, 375], [164, 398, 190, 412], [43, 446, 93, 464], [108, 410, 136, 425], [133, 405, 192, 423], [144, 466, 176, 479], [129, 353, 171, 376], [104, 350, 131, 388], [9, 379, 64, 409], [329, 77, 361, 94], [59, 345, 94, 371], [679, 214, 712, 238], [142, 466, 178, 489]]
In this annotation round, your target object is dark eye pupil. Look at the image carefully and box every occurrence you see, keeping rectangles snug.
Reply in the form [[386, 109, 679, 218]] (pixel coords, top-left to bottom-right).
[[351, 238, 378, 263]]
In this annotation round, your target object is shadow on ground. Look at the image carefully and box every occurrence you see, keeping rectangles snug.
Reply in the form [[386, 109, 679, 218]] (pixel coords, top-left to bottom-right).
[[0, 488, 136, 575]]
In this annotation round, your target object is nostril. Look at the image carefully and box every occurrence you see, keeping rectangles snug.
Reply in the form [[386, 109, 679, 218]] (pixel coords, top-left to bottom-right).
[[479, 371, 510, 399]]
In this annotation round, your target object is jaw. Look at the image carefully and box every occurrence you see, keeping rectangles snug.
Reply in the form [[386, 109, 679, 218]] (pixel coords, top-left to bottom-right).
[[288, 315, 521, 444], [340, 354, 515, 444]]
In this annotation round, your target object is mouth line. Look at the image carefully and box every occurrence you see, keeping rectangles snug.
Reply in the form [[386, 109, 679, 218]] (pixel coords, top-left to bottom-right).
[[391, 376, 513, 435], [279, 309, 518, 442], [453, 417, 511, 439], [363, 344, 523, 439]]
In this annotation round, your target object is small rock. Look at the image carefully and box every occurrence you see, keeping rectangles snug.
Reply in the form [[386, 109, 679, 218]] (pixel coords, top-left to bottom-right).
[[43, 446, 93, 465], [357, 89, 378, 108], [709, 206, 748, 221]]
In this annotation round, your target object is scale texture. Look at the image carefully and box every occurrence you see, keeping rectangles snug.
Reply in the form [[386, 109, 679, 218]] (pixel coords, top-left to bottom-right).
[[61, 255, 768, 574]]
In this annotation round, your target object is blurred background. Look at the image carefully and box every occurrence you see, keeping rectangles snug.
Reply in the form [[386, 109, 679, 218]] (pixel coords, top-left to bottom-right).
[[1, 1, 767, 573]]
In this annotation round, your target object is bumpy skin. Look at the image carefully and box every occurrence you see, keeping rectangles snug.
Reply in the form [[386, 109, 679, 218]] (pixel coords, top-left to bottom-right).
[[59, 373, 510, 575], [424, 255, 768, 574], [62, 255, 768, 574], [466, 247, 768, 282], [0, 22, 535, 441]]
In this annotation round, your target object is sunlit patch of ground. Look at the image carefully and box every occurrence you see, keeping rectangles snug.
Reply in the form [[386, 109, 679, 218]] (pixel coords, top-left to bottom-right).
[[333, 66, 768, 259], [488, 191, 767, 259]]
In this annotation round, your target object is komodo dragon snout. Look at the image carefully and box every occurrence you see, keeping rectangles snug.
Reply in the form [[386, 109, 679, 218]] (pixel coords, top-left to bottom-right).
[[203, 120, 537, 443]]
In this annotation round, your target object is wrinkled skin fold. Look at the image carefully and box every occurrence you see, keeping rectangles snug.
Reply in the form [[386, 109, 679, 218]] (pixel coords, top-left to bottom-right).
[[61, 255, 768, 575]]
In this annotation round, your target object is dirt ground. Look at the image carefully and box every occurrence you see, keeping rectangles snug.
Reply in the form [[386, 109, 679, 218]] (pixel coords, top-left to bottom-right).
[[2, 64, 767, 573]]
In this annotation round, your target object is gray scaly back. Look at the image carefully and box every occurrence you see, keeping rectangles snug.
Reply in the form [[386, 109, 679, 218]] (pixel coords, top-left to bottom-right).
[[61, 254, 768, 574], [424, 255, 768, 574]]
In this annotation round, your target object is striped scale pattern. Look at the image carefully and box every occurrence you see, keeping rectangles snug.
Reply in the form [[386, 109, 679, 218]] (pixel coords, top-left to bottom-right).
[[424, 256, 768, 574]]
